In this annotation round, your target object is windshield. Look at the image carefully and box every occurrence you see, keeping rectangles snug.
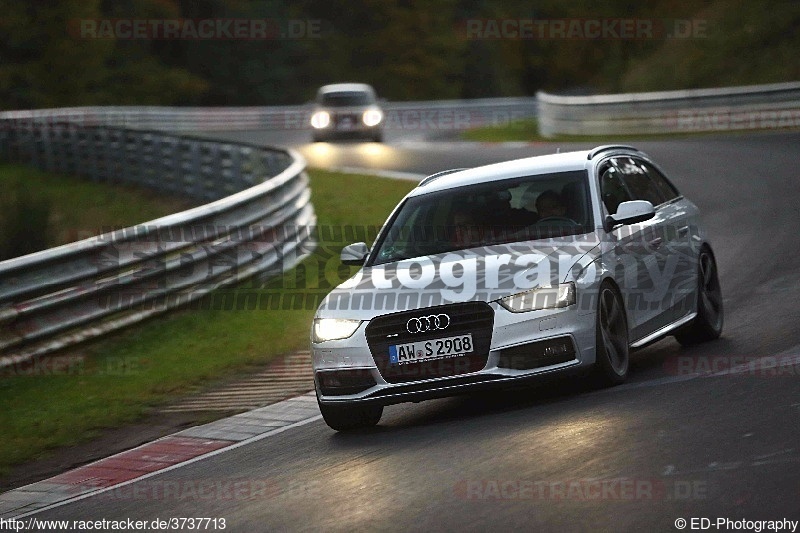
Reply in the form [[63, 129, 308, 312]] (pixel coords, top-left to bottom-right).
[[319, 91, 374, 106], [371, 170, 592, 265]]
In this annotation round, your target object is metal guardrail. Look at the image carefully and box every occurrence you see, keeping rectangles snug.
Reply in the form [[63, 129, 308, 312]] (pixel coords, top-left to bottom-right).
[[0, 120, 315, 368], [0, 97, 539, 133], [0, 96, 537, 368], [537, 81, 800, 137]]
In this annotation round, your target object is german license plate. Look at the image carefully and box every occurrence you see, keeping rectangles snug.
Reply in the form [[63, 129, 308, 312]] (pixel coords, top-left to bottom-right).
[[389, 334, 474, 365]]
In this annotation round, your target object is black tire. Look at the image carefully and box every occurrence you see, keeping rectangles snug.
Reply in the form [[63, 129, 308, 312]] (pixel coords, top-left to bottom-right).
[[593, 282, 630, 386], [318, 400, 383, 431], [675, 247, 723, 346]]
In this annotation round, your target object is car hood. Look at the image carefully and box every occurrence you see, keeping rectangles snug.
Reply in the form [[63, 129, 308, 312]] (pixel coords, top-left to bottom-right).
[[316, 234, 601, 319]]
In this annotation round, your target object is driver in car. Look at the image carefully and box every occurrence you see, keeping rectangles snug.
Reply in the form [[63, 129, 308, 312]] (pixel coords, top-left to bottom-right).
[[535, 189, 567, 220]]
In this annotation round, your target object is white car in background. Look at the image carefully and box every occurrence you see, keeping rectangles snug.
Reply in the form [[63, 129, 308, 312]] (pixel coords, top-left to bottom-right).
[[310, 83, 384, 142], [311, 145, 723, 431]]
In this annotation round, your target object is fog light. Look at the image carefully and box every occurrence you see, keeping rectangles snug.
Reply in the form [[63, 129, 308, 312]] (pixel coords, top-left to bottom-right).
[[317, 369, 377, 396]]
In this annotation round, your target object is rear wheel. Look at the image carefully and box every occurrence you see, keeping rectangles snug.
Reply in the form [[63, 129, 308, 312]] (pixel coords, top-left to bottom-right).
[[675, 248, 723, 346], [318, 399, 383, 431], [593, 283, 629, 386]]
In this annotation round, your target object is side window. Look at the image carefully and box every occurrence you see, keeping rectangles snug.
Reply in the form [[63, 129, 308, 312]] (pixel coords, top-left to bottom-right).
[[615, 157, 665, 207], [599, 162, 631, 215], [641, 161, 680, 201]]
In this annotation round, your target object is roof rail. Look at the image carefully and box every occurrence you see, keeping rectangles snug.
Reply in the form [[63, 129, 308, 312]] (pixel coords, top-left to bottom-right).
[[417, 168, 470, 187], [587, 145, 640, 160]]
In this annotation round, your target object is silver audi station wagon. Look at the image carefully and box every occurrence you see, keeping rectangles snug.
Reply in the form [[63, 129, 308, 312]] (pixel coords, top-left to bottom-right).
[[311, 145, 723, 430]]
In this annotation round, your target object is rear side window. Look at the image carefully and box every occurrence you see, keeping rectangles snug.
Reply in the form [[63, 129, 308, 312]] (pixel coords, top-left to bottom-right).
[[599, 162, 631, 215], [641, 161, 680, 201], [614, 157, 664, 206]]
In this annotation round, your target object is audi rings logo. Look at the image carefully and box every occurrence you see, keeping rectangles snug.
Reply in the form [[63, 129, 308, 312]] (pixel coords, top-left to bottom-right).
[[406, 314, 451, 334]]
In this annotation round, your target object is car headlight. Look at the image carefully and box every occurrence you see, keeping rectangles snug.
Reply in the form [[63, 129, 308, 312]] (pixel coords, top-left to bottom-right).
[[312, 318, 362, 343], [498, 282, 576, 313], [311, 111, 331, 129], [362, 108, 383, 127]]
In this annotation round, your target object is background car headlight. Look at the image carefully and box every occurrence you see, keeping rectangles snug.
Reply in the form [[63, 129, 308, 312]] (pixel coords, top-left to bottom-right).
[[311, 111, 331, 129], [312, 318, 362, 343], [498, 282, 576, 313], [362, 108, 383, 127]]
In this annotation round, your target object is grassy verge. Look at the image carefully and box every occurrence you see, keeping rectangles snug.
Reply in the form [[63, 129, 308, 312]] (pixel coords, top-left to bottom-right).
[[461, 119, 547, 143], [0, 168, 415, 477], [459, 118, 795, 143], [460, 118, 697, 143], [0, 164, 194, 260]]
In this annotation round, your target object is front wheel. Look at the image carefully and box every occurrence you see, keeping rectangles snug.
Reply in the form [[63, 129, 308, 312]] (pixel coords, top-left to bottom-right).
[[593, 283, 630, 386], [318, 400, 383, 431], [675, 248, 723, 346]]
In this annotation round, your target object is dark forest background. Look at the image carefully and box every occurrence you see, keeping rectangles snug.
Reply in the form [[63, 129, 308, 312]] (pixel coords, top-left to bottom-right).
[[0, 0, 798, 109]]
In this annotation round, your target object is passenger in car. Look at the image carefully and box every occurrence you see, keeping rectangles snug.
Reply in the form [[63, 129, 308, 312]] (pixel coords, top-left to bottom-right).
[[507, 187, 540, 229]]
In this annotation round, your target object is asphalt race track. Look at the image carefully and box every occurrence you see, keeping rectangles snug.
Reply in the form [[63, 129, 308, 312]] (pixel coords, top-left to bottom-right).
[[33, 128, 800, 531]]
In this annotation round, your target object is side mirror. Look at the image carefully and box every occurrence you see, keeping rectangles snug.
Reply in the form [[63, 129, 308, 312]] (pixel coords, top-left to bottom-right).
[[340, 242, 369, 266], [603, 200, 655, 232]]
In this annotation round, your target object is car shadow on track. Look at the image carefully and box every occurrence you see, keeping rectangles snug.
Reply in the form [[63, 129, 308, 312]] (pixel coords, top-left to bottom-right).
[[326, 336, 740, 443], [326, 372, 605, 444]]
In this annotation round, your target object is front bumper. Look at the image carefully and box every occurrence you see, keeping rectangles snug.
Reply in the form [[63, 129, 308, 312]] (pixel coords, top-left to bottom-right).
[[312, 302, 597, 406], [313, 125, 382, 140]]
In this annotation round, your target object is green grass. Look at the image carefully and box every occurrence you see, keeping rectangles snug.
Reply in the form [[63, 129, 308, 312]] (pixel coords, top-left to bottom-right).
[[461, 119, 547, 142], [0, 168, 415, 477], [460, 118, 728, 143], [459, 117, 800, 143], [0, 164, 193, 258]]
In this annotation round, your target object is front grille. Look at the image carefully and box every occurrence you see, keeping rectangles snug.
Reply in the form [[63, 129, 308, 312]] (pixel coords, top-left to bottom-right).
[[333, 113, 360, 126], [365, 302, 494, 383], [497, 336, 576, 370]]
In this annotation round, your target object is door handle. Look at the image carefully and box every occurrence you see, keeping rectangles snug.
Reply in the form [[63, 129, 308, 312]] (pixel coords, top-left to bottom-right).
[[677, 226, 690, 237], [648, 237, 663, 249]]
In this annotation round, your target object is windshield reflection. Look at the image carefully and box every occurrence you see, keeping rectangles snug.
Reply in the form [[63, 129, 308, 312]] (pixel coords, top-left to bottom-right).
[[371, 170, 593, 265]]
